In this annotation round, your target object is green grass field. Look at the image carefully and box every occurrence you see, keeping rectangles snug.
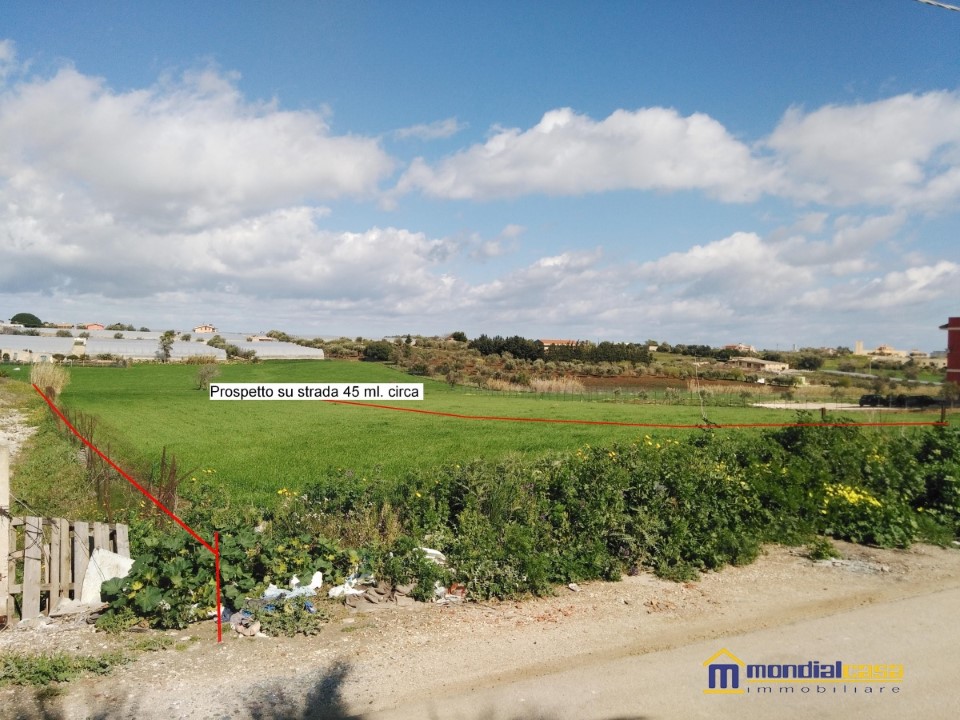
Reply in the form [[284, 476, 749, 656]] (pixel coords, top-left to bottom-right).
[[55, 360, 947, 505]]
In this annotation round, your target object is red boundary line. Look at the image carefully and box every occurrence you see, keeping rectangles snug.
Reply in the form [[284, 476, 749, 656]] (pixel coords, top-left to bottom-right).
[[325, 399, 949, 429], [33, 384, 223, 642]]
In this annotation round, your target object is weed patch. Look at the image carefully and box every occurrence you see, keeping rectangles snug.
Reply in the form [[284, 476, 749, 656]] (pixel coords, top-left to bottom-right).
[[0, 651, 129, 687]]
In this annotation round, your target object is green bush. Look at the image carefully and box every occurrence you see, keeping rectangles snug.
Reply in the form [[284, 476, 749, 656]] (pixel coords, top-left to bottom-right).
[[95, 421, 960, 627], [99, 494, 346, 630], [363, 341, 394, 361]]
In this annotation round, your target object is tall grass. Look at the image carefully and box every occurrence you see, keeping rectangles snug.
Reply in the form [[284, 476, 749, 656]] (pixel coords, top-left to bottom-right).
[[529, 377, 586, 394], [29, 363, 70, 400]]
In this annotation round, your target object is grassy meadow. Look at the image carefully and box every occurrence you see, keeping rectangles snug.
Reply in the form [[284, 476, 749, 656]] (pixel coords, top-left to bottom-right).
[[50, 359, 949, 507], [48, 360, 763, 502]]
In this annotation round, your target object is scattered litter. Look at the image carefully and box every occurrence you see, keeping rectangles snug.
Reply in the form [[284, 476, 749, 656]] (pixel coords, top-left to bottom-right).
[[328, 572, 375, 599], [567, 583, 581, 593], [79, 548, 135, 604], [433, 581, 465, 605], [229, 610, 261, 637], [420, 548, 447, 565], [328, 584, 366, 599], [264, 571, 325, 601]]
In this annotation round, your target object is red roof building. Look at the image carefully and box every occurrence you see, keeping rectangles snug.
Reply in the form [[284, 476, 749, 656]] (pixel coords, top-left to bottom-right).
[[941, 316, 960, 385]]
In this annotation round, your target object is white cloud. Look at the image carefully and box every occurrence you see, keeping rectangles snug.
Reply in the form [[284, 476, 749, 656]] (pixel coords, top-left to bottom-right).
[[797, 261, 960, 311], [0, 39, 16, 81], [394, 93, 960, 214], [393, 117, 466, 140], [0, 65, 395, 231], [396, 107, 774, 201], [465, 224, 525, 260], [766, 92, 960, 210], [0, 191, 461, 312], [638, 231, 810, 301], [776, 213, 904, 274], [471, 239, 508, 260]]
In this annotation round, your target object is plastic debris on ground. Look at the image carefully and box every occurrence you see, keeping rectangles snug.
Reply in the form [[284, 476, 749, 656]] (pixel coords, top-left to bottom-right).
[[81, 548, 136, 604], [263, 571, 325, 601], [327, 571, 375, 599], [433, 581, 466, 605], [325, 550, 465, 608], [420, 547, 447, 565], [229, 610, 262, 637]]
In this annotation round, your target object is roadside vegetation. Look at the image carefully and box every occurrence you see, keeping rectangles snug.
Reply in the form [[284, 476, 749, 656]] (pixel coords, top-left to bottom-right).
[[86, 416, 960, 632]]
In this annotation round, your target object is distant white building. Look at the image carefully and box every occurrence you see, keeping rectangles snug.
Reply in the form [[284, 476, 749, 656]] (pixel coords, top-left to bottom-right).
[[729, 357, 789, 373], [193, 324, 217, 333]]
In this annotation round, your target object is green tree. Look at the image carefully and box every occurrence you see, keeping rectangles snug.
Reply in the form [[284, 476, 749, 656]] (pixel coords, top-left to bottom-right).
[[157, 330, 176, 363], [196, 363, 220, 390], [939, 382, 960, 408], [11, 312, 42, 327], [797, 355, 825, 371], [363, 340, 394, 362]]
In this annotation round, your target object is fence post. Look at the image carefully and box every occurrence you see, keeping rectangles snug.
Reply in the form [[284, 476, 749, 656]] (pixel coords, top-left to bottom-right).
[[0, 443, 10, 620], [73, 520, 90, 600], [21, 516, 42, 620]]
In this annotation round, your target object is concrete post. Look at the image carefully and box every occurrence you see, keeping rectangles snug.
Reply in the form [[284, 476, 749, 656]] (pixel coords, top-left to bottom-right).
[[0, 442, 10, 621]]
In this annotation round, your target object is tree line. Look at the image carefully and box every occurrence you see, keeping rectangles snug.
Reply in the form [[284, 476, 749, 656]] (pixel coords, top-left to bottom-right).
[[467, 334, 652, 364]]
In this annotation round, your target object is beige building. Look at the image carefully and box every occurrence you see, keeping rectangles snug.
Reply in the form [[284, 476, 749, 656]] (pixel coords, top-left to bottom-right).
[[729, 357, 789, 373]]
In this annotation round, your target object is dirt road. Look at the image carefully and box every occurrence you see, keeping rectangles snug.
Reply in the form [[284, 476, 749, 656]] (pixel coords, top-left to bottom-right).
[[3, 541, 960, 719]]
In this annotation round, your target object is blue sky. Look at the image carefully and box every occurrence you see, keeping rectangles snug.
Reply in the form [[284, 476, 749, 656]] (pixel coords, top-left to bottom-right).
[[1, 1, 958, 351]]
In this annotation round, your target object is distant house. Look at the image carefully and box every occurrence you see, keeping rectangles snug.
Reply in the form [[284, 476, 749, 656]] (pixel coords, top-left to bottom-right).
[[193, 324, 217, 334], [84, 323, 105, 331], [854, 340, 910, 358], [729, 356, 789, 373], [539, 339, 580, 350]]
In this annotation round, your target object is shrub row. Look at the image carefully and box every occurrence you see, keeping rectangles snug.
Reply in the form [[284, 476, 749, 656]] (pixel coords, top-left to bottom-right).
[[100, 419, 960, 629]]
